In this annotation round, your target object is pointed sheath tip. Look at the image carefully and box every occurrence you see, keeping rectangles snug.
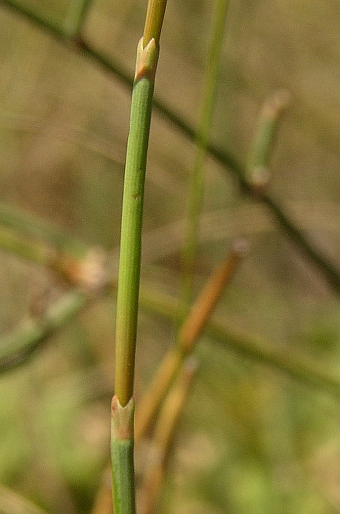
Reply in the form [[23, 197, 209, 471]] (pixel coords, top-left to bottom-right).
[[111, 395, 135, 441], [134, 37, 159, 82]]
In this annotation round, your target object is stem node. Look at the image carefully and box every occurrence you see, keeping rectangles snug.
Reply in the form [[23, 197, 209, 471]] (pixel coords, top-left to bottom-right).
[[135, 37, 159, 82]]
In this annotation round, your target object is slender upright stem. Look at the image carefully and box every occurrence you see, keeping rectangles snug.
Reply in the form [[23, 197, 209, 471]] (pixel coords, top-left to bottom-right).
[[178, 239, 247, 353], [112, 37, 157, 514], [114, 36, 159, 407], [112, 2, 167, 513], [139, 358, 197, 514], [135, 243, 245, 442], [63, 0, 94, 37], [181, 0, 230, 303]]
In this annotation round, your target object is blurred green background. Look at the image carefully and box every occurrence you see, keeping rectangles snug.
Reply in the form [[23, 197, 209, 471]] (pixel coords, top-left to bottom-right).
[[0, 0, 340, 512]]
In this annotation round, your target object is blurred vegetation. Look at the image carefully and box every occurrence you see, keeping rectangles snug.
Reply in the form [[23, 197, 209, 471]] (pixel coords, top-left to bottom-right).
[[0, 0, 340, 513]]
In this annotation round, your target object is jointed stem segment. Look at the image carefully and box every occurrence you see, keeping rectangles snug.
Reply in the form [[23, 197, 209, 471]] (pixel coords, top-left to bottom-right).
[[112, 1, 167, 513], [135, 38, 159, 83], [181, 0, 230, 304], [114, 36, 159, 409]]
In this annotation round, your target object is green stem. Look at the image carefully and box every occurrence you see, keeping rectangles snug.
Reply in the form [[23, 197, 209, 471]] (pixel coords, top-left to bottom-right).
[[0, 0, 61, 32], [181, 0, 229, 302], [0, 290, 87, 374], [63, 0, 94, 37], [114, 36, 159, 408], [113, 2, 167, 513], [0, 225, 52, 265], [0, 201, 87, 257], [247, 90, 290, 192]]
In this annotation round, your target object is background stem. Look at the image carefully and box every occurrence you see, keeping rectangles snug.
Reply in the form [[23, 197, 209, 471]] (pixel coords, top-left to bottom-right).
[[181, 0, 230, 303]]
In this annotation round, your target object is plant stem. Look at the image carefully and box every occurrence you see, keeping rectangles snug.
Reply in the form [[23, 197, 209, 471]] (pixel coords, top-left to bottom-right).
[[0, 222, 109, 290], [178, 239, 247, 353], [0, 290, 87, 374], [246, 90, 290, 193], [112, 37, 157, 514], [139, 285, 340, 400], [135, 347, 181, 443], [0, 201, 87, 257], [112, 2, 167, 512], [139, 358, 197, 514], [114, 0, 167, 406], [0, 225, 52, 265], [63, 0, 93, 37], [135, 243, 245, 442], [114, 35, 159, 408], [181, 0, 230, 303]]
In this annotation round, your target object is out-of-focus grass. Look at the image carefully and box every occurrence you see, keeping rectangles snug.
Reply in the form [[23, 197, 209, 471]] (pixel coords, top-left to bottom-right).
[[0, 0, 340, 512]]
